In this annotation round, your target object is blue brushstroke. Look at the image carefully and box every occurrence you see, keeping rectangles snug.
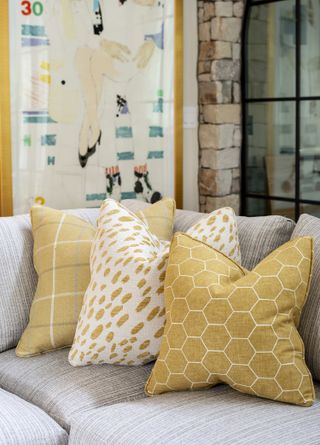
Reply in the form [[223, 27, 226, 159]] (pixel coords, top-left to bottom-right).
[[117, 151, 134, 161], [24, 116, 57, 124], [47, 156, 55, 166], [116, 127, 133, 138], [22, 25, 46, 37], [41, 135, 57, 146], [121, 192, 136, 200], [147, 150, 164, 159], [149, 126, 164, 138], [93, 0, 100, 11], [145, 22, 164, 49], [86, 193, 107, 201], [153, 98, 164, 113], [22, 38, 50, 47], [121, 103, 129, 114], [23, 111, 50, 115]]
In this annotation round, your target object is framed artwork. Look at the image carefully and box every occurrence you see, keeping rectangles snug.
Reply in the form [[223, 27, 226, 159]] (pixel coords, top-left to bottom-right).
[[0, 0, 183, 216]]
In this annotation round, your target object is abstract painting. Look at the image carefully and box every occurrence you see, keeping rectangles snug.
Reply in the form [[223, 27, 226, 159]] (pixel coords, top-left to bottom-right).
[[0, 0, 182, 215]]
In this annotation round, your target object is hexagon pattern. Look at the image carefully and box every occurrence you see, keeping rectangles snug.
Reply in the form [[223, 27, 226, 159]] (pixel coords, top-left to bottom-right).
[[146, 233, 315, 406]]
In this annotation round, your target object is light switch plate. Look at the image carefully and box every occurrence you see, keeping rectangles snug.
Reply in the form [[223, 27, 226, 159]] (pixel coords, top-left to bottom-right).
[[183, 106, 198, 129]]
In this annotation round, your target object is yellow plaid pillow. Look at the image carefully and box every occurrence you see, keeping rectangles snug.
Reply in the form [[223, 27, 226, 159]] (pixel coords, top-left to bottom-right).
[[16, 198, 175, 357], [145, 233, 315, 406]]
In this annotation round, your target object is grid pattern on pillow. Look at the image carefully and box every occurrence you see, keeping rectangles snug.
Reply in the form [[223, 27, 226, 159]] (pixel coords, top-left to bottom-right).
[[16, 207, 96, 356], [16, 198, 176, 357], [145, 234, 315, 407]]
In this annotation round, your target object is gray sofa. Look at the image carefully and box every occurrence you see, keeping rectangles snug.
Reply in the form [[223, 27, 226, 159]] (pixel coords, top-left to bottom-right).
[[0, 200, 319, 445]]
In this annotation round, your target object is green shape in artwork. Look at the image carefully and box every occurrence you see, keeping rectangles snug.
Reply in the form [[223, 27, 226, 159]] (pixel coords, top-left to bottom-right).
[[147, 150, 164, 159], [117, 151, 134, 161], [24, 116, 56, 124], [121, 192, 136, 200], [24, 135, 32, 147], [149, 126, 164, 138], [116, 127, 133, 138], [47, 156, 55, 166], [153, 98, 163, 113], [22, 25, 46, 37], [41, 134, 56, 146], [86, 193, 107, 201]]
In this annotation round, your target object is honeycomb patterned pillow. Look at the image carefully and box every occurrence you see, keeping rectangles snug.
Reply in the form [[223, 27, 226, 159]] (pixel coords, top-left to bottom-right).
[[145, 233, 315, 406], [69, 200, 241, 366]]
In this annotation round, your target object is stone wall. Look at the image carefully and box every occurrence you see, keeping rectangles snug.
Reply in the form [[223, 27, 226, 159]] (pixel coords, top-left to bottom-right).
[[198, 0, 244, 213]]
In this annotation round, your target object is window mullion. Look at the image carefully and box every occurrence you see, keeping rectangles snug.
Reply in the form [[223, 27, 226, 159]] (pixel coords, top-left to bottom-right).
[[295, 0, 301, 220]]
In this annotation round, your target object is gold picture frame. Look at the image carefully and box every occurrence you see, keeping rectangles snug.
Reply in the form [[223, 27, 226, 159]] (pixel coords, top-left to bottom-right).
[[0, 0, 13, 216], [0, 0, 183, 216]]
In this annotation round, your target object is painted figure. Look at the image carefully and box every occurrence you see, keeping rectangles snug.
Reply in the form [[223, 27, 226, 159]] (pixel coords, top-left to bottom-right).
[[45, 0, 165, 203]]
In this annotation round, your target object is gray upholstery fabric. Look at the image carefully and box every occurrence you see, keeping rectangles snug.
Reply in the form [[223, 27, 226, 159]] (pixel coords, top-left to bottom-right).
[[291, 214, 320, 382], [174, 209, 296, 270], [0, 348, 151, 431], [69, 385, 320, 445], [0, 214, 38, 353], [0, 388, 67, 445], [123, 204, 296, 270], [236, 215, 296, 270]]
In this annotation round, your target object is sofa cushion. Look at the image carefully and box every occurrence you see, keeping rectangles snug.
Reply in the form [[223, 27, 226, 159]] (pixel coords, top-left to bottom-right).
[[0, 348, 150, 431], [0, 214, 38, 353], [236, 216, 296, 270], [16, 207, 97, 358], [0, 201, 146, 353], [173, 209, 296, 270], [69, 384, 320, 445], [0, 209, 99, 353], [0, 388, 67, 445], [291, 214, 320, 382], [69, 202, 241, 367], [16, 199, 174, 358], [0, 199, 294, 353], [146, 234, 315, 406]]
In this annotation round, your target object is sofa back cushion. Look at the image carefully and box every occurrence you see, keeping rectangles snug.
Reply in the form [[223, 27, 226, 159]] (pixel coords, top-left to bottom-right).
[[236, 215, 296, 270], [174, 209, 296, 270], [0, 214, 37, 353], [291, 214, 320, 382]]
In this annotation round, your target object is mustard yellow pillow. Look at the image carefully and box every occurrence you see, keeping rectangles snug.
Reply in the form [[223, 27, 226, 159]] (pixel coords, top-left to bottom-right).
[[16, 198, 175, 357], [145, 233, 315, 406]]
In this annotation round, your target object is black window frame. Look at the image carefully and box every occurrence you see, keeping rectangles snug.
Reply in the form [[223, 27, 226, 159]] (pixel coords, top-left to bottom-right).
[[241, 0, 320, 221]]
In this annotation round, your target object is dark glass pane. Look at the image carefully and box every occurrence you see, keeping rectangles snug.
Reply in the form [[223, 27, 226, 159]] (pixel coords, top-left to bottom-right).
[[301, 0, 320, 96], [300, 203, 320, 218], [246, 198, 295, 219], [300, 101, 320, 201], [246, 102, 295, 198], [246, 0, 296, 99]]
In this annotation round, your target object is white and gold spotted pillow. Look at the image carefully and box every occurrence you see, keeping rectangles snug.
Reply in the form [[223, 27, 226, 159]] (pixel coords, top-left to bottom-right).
[[69, 200, 241, 367], [186, 207, 241, 264]]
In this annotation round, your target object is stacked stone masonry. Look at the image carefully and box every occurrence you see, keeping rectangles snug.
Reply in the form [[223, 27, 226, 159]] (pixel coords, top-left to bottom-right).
[[198, 0, 244, 213]]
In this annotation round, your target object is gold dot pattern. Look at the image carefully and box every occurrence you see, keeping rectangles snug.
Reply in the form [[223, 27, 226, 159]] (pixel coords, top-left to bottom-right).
[[186, 207, 241, 264], [69, 199, 170, 366], [69, 200, 241, 367], [145, 233, 315, 407]]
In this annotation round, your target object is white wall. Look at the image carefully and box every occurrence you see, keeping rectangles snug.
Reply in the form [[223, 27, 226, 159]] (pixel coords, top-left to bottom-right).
[[182, 0, 199, 211]]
